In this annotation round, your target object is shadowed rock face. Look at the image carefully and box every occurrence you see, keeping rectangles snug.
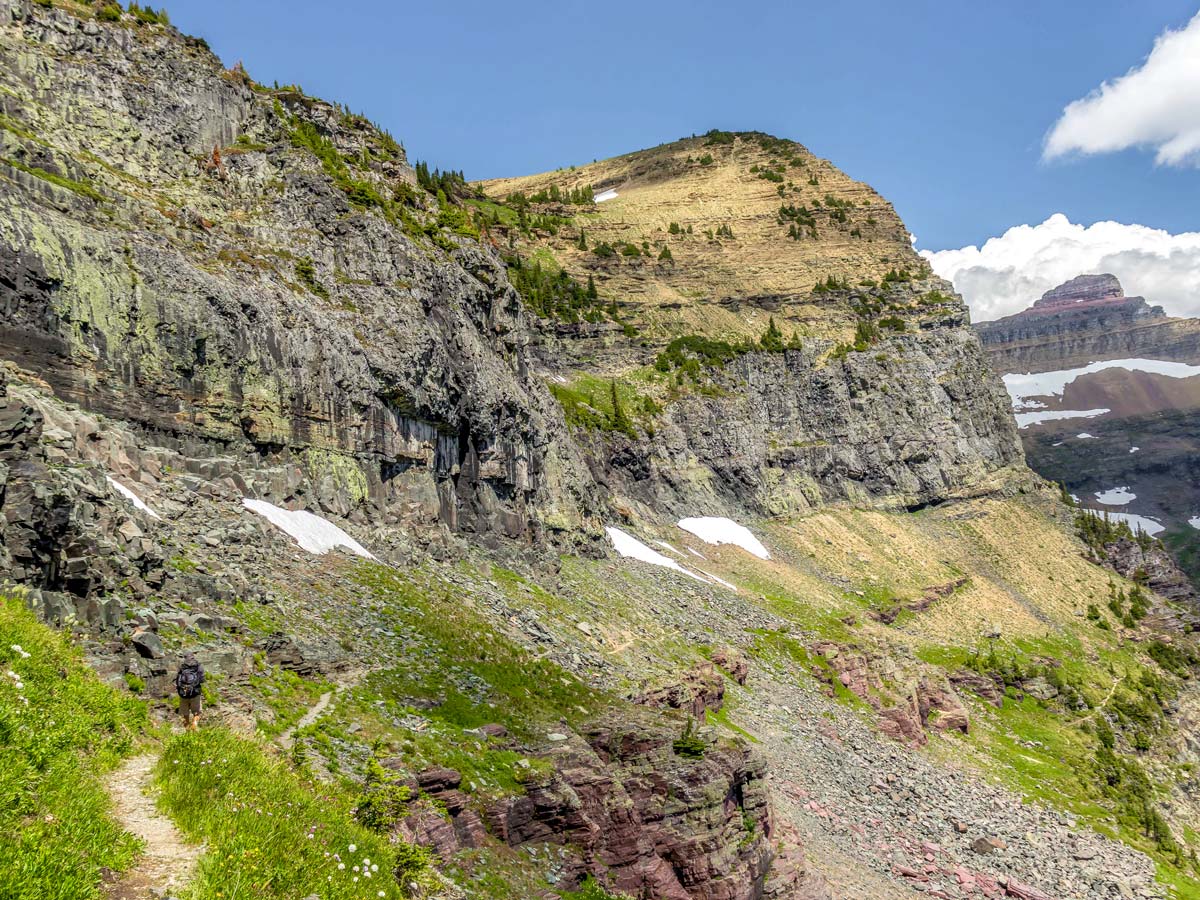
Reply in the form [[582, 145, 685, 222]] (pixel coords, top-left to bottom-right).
[[0, 0, 602, 545]]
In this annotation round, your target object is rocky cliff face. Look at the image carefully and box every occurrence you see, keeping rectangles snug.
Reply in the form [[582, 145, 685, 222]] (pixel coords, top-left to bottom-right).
[[976, 274, 1200, 373], [0, 0, 599, 548], [601, 322, 1023, 517]]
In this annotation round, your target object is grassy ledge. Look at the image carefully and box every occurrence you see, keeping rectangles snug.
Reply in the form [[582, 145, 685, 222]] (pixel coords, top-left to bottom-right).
[[0, 593, 147, 900], [154, 728, 437, 900]]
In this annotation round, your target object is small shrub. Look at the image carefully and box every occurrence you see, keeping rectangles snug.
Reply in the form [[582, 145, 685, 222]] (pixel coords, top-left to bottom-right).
[[354, 758, 413, 832], [295, 256, 330, 300], [672, 718, 707, 760]]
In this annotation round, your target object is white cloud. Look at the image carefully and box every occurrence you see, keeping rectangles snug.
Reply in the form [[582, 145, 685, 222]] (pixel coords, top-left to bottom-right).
[[921, 214, 1200, 321], [1045, 12, 1200, 165]]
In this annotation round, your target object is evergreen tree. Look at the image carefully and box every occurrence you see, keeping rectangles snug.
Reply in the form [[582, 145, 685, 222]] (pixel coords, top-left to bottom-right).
[[577, 228, 587, 251], [586, 274, 598, 300], [658, 246, 673, 261], [610, 380, 634, 437], [760, 316, 783, 351]]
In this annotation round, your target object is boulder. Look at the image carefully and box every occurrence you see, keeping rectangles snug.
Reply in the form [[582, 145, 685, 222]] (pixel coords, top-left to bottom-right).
[[131, 629, 165, 660]]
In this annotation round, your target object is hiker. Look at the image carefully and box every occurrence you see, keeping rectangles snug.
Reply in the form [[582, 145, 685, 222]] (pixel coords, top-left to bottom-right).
[[174, 652, 205, 731]]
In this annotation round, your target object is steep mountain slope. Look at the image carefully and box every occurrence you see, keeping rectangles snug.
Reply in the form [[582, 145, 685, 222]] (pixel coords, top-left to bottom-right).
[[977, 274, 1200, 583], [1, 3, 1199, 900], [476, 134, 1025, 516], [480, 131, 915, 342]]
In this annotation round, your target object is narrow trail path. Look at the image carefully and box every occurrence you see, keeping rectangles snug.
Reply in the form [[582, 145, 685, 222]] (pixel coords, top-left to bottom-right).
[[277, 667, 366, 751], [105, 753, 201, 900], [1067, 671, 1124, 727]]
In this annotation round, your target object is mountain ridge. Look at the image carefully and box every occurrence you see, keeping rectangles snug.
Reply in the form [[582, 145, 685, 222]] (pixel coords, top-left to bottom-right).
[[0, 3, 1199, 899]]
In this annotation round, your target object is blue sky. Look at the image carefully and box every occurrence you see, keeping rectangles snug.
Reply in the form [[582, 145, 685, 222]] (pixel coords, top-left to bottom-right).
[[167, 1, 1200, 317]]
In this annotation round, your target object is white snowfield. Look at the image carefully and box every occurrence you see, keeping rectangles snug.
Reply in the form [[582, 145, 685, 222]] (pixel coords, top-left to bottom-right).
[[1077, 433, 1096, 440], [1003, 358, 1200, 405], [1090, 510, 1165, 537], [1189, 517, 1200, 530], [677, 516, 771, 559], [242, 498, 374, 559], [592, 188, 618, 203], [106, 476, 160, 519], [1014, 408, 1109, 428], [606, 526, 708, 583], [1094, 486, 1136, 506]]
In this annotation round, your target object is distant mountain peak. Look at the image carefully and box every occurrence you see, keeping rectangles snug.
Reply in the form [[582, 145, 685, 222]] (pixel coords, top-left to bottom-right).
[[1032, 273, 1125, 310]]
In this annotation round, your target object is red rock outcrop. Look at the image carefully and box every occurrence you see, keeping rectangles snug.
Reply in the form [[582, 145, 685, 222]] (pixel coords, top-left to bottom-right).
[[389, 713, 828, 899], [636, 662, 727, 719]]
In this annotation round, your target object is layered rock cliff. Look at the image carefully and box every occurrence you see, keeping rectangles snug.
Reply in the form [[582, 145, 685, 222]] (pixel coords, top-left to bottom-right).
[[976, 274, 1200, 373]]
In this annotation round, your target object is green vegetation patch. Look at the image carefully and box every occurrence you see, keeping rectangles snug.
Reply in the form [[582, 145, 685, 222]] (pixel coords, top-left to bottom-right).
[[920, 631, 1200, 885], [0, 594, 147, 900], [547, 371, 660, 437], [155, 728, 432, 900], [1, 156, 106, 202], [350, 563, 606, 738], [503, 251, 610, 323], [248, 665, 332, 738]]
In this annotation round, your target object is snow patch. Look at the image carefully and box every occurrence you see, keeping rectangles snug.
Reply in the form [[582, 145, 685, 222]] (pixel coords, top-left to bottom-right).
[[1130, 446, 1140, 453], [1077, 433, 1097, 439], [1003, 358, 1200, 405], [106, 476, 160, 519], [1094, 486, 1136, 506], [1190, 517, 1200, 530], [652, 540, 684, 556], [695, 569, 738, 592], [1015, 408, 1109, 428], [593, 188, 618, 203], [242, 498, 374, 558], [1098, 511, 1165, 537], [606, 527, 708, 583], [677, 517, 771, 559]]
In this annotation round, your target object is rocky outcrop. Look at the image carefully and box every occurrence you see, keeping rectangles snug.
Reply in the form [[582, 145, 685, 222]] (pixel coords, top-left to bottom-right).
[[389, 715, 828, 900], [1100, 538, 1198, 609], [636, 662, 727, 719], [606, 319, 1025, 517], [812, 642, 971, 744]]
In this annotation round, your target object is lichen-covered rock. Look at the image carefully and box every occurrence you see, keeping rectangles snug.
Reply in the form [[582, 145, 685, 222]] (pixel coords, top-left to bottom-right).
[[0, 0, 597, 546]]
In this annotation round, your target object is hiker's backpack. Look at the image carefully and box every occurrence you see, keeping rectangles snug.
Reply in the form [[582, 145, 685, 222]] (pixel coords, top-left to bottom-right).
[[177, 665, 202, 699]]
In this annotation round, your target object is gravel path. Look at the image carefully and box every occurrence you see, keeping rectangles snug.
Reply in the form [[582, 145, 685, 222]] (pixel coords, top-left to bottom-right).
[[105, 754, 201, 900]]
